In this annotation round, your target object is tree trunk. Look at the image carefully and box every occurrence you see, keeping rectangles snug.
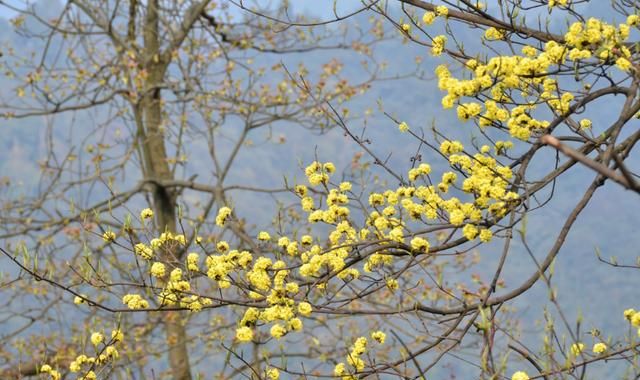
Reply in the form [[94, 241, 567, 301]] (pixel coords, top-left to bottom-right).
[[139, 1, 193, 379]]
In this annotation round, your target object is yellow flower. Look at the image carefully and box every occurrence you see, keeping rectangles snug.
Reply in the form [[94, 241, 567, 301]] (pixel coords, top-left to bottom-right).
[[628, 15, 640, 26], [457, 102, 482, 121], [435, 5, 448, 17], [170, 268, 183, 281], [74, 295, 86, 305], [105, 345, 119, 359], [266, 367, 280, 380], [236, 326, 253, 342], [301, 196, 314, 211], [174, 234, 186, 245], [484, 27, 504, 40], [410, 237, 430, 253], [270, 324, 287, 339], [298, 302, 312, 316], [548, 0, 568, 8], [592, 342, 607, 354], [40, 364, 52, 373], [511, 371, 529, 380], [616, 57, 632, 71], [215, 206, 232, 226], [570, 342, 585, 356], [90, 332, 104, 346], [422, 11, 436, 25], [463, 224, 479, 240], [579, 119, 592, 129], [288, 318, 303, 331], [277, 236, 290, 247], [521, 46, 538, 57], [102, 230, 116, 243], [186, 252, 200, 271], [371, 330, 386, 344], [216, 241, 229, 252], [440, 140, 464, 155], [122, 294, 149, 309], [134, 243, 154, 260], [323, 162, 336, 173], [386, 278, 399, 291], [339, 181, 352, 192], [351, 336, 367, 355], [479, 229, 493, 242], [431, 35, 447, 56], [294, 184, 308, 196], [300, 235, 313, 245], [624, 308, 636, 320], [401, 23, 410, 33], [398, 121, 409, 132], [111, 329, 124, 342], [150, 262, 166, 278], [140, 208, 154, 220], [334, 363, 346, 376], [449, 209, 465, 226], [631, 312, 640, 327]]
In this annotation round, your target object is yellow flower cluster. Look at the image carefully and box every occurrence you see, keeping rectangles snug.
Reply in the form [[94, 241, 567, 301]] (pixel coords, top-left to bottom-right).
[[456, 102, 482, 121], [217, 241, 229, 252], [511, 371, 529, 380], [564, 17, 632, 68], [234, 262, 312, 342], [142, 264, 211, 312], [236, 325, 253, 342], [484, 27, 504, 40], [140, 207, 154, 220], [408, 163, 431, 182], [334, 337, 368, 378], [593, 342, 607, 354], [122, 294, 149, 309], [570, 342, 585, 356], [364, 148, 508, 245], [266, 367, 280, 380], [134, 243, 154, 260], [39, 364, 61, 380], [102, 230, 116, 243], [422, 6, 447, 26], [386, 278, 399, 291], [305, 161, 335, 186], [299, 233, 354, 279], [624, 308, 640, 335], [431, 35, 447, 56], [179, 294, 212, 312], [68, 329, 123, 375], [548, 0, 568, 8], [149, 231, 186, 249], [150, 262, 166, 278], [154, 268, 195, 309], [90, 332, 104, 346], [371, 330, 386, 344], [215, 206, 232, 226], [186, 252, 200, 271], [307, 184, 351, 225], [410, 236, 430, 253], [207, 248, 252, 288], [433, 16, 636, 143]]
